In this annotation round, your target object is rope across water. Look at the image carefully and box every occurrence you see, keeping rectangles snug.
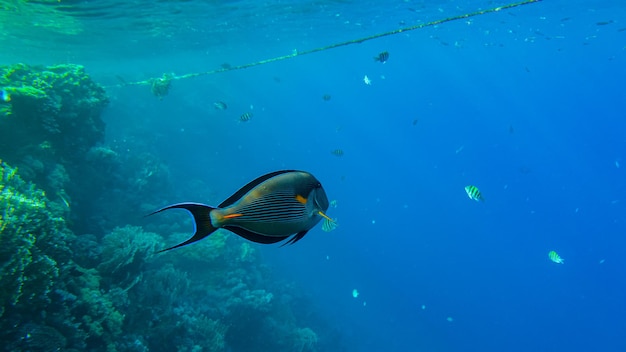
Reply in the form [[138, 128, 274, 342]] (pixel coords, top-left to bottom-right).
[[116, 0, 541, 95]]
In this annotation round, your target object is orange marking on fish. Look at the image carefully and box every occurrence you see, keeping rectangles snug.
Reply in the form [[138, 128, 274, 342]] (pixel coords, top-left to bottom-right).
[[295, 195, 307, 204], [223, 213, 244, 219]]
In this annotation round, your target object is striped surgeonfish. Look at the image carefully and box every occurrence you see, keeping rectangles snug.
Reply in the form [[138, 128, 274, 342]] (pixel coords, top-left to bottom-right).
[[464, 185, 484, 202], [150, 170, 332, 252]]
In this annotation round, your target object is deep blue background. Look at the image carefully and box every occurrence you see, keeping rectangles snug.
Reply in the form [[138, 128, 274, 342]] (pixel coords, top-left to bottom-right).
[[99, 2, 625, 351], [4, 0, 625, 350]]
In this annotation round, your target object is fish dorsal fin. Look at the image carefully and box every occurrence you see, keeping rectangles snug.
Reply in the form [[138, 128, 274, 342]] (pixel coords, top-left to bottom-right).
[[223, 225, 290, 244], [280, 230, 309, 247], [218, 170, 298, 208]]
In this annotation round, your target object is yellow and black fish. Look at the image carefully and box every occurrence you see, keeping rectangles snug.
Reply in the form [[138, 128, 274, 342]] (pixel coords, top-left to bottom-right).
[[240, 112, 253, 122], [464, 185, 484, 202], [150, 170, 332, 252], [374, 51, 389, 63]]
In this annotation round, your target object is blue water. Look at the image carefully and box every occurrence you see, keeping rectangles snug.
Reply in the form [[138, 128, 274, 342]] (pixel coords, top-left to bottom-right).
[[3, 0, 626, 351]]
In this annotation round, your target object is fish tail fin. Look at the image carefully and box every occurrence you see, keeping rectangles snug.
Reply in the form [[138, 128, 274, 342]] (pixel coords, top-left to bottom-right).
[[148, 202, 217, 252]]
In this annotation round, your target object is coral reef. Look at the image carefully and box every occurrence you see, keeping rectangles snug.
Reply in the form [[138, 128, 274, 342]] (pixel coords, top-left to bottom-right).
[[0, 63, 344, 352], [0, 162, 76, 350], [0, 63, 110, 233], [0, 63, 108, 163], [0, 162, 68, 315]]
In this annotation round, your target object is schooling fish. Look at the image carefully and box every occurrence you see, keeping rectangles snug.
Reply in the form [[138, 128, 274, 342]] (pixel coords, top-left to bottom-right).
[[321, 217, 338, 232], [464, 185, 484, 202], [240, 112, 253, 122], [213, 101, 228, 110], [374, 51, 389, 63], [331, 149, 344, 157], [548, 250, 564, 264], [150, 170, 332, 252]]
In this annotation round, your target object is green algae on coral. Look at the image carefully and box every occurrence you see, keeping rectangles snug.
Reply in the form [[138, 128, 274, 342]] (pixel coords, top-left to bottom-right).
[[0, 162, 68, 316]]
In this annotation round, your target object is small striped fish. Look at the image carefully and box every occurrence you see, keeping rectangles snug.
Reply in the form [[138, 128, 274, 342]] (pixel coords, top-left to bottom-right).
[[548, 250, 564, 264], [321, 217, 338, 232], [374, 51, 389, 63], [464, 185, 484, 202], [240, 112, 253, 122], [331, 149, 344, 157]]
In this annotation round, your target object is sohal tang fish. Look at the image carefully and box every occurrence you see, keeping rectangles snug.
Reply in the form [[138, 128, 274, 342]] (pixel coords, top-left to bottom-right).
[[151, 170, 332, 252]]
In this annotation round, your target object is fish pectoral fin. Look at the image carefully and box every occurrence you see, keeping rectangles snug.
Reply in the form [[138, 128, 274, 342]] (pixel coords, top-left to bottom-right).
[[224, 226, 290, 244], [280, 230, 309, 247]]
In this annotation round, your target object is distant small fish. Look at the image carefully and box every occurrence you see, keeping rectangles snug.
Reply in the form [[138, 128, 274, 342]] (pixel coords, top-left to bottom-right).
[[0, 89, 11, 102], [329, 199, 338, 208], [363, 75, 372, 85], [59, 194, 70, 208], [412, 119, 418, 126], [548, 250, 564, 264], [240, 112, 253, 122], [114, 75, 128, 86], [221, 63, 232, 69], [374, 51, 389, 63], [213, 101, 228, 110], [321, 217, 338, 232], [596, 20, 613, 26], [331, 149, 344, 157], [322, 94, 332, 101], [464, 185, 484, 202]]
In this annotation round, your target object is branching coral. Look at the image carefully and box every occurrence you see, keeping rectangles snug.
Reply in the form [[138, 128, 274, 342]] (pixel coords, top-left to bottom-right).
[[68, 265, 125, 351], [291, 327, 319, 352], [0, 162, 68, 317], [98, 225, 163, 279]]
